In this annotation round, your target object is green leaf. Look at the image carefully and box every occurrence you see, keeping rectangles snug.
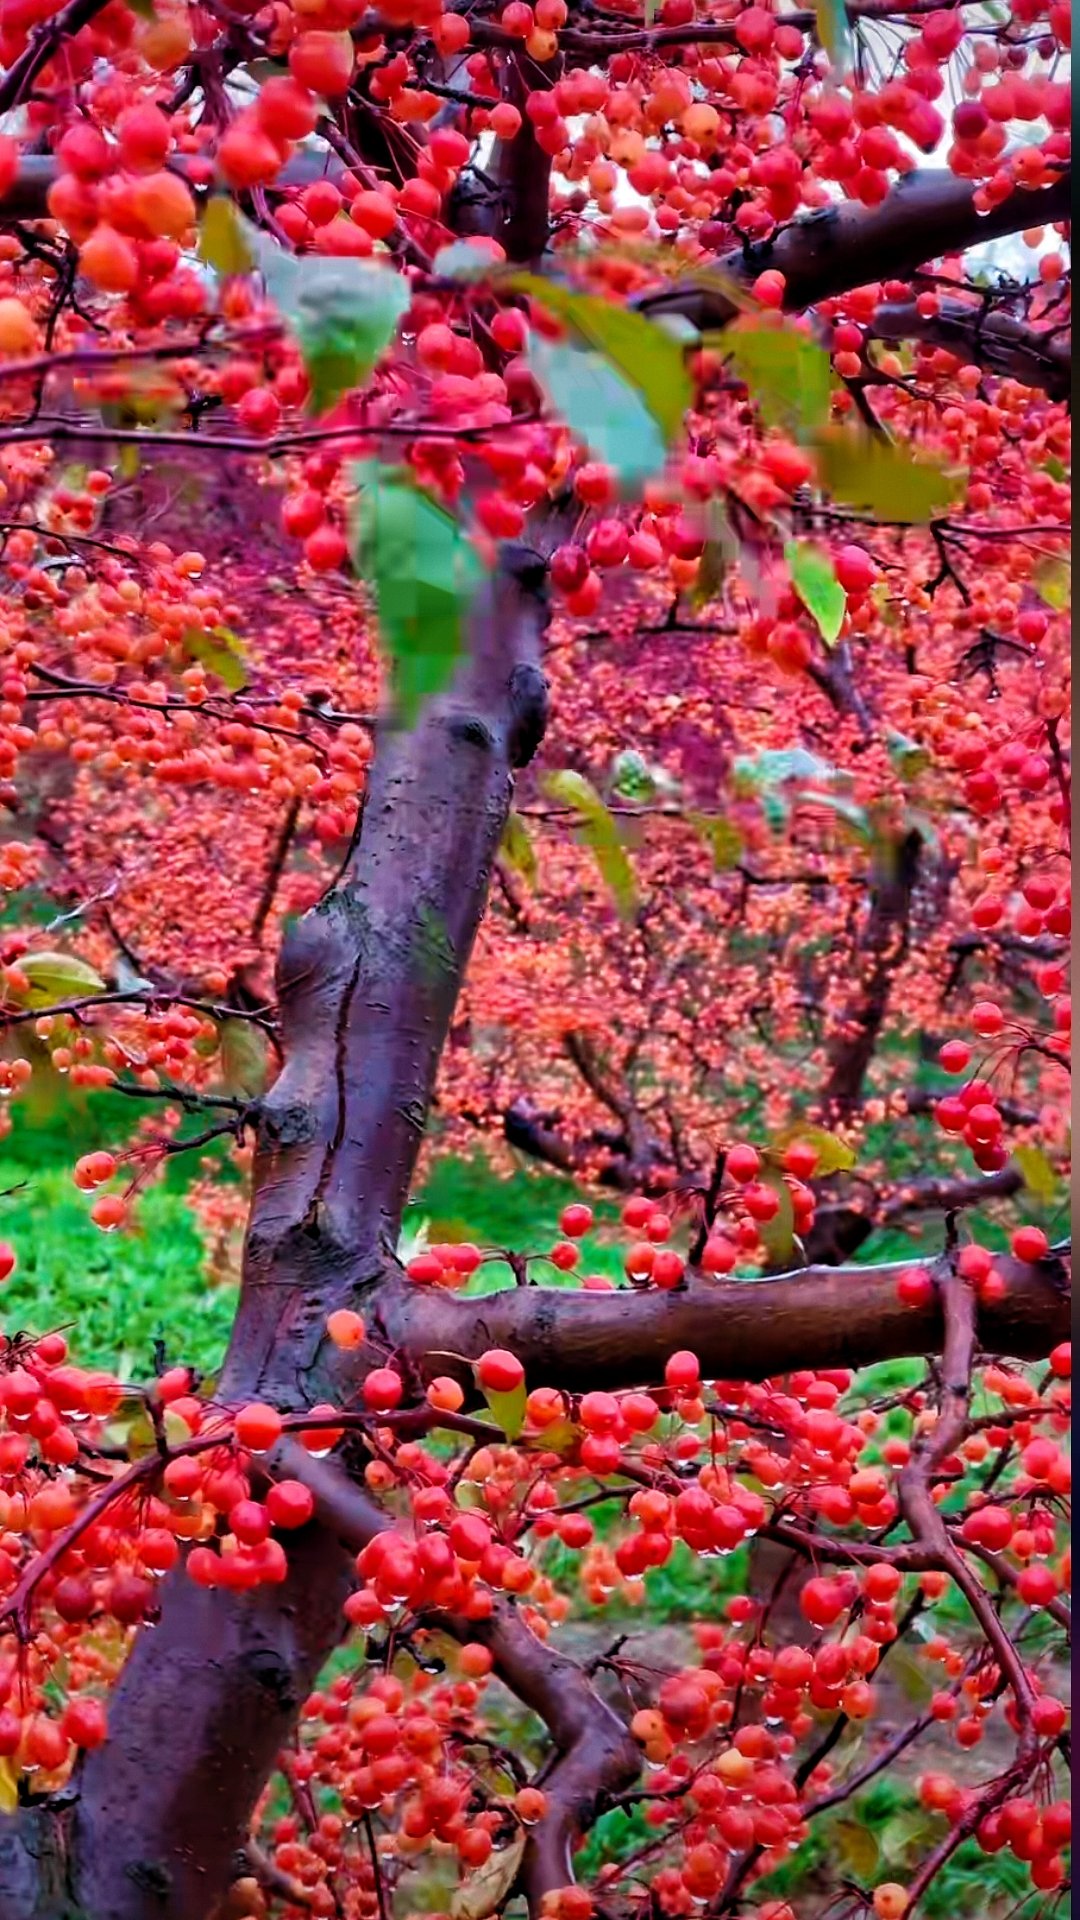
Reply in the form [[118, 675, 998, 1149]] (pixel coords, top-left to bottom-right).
[[1014, 1144, 1058, 1203], [500, 811, 538, 888], [815, 428, 964, 522], [771, 1124, 856, 1176], [688, 812, 744, 871], [450, 1833, 526, 1920], [510, 274, 693, 448], [1042, 455, 1067, 482], [525, 333, 667, 494], [183, 625, 247, 692], [814, 0, 853, 66], [199, 197, 255, 277], [542, 770, 637, 918], [609, 749, 679, 805], [785, 539, 846, 645], [1032, 554, 1070, 610], [480, 1381, 527, 1442], [724, 325, 832, 439], [245, 221, 409, 413], [13, 951, 107, 1008], [349, 463, 486, 726], [220, 1019, 268, 1098]]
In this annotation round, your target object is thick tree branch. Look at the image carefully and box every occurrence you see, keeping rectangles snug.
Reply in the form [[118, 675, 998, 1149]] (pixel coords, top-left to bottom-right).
[[639, 171, 1071, 375], [389, 1248, 1070, 1398], [869, 297, 1071, 401], [445, 1603, 640, 1912]]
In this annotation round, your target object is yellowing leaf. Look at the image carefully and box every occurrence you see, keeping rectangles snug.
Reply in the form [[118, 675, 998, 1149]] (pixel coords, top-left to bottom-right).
[[1032, 554, 1070, 610], [785, 539, 846, 645], [771, 1124, 856, 1176], [199, 196, 255, 277], [500, 810, 538, 888], [815, 0, 853, 66], [509, 274, 692, 447], [184, 625, 247, 692], [220, 1019, 269, 1098], [0, 1758, 17, 1814], [756, 1168, 796, 1265], [482, 1380, 527, 1441], [1014, 1144, 1058, 1203], [14, 951, 107, 1008], [815, 428, 963, 523], [689, 812, 744, 871], [831, 1819, 879, 1884], [451, 1833, 526, 1920], [542, 770, 637, 918]]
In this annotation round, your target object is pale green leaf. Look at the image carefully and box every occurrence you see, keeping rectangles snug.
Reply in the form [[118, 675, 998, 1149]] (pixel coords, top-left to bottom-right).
[[433, 240, 498, 283], [500, 811, 538, 888], [245, 220, 409, 413], [771, 1124, 856, 1176], [785, 538, 846, 645], [1032, 554, 1070, 610], [887, 730, 931, 782], [732, 747, 838, 792], [450, 1834, 526, 1920], [350, 462, 486, 726], [542, 770, 637, 918], [511, 274, 692, 447], [724, 324, 832, 439], [815, 428, 964, 522], [199, 197, 254, 277], [480, 1381, 527, 1442], [756, 1167, 796, 1265], [1014, 1144, 1058, 1203], [14, 951, 107, 1008], [689, 812, 744, 871], [184, 625, 247, 692], [526, 333, 667, 493]]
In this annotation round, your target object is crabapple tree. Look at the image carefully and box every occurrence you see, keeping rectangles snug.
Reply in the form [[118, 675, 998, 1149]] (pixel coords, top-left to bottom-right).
[[0, 0, 1068, 1913]]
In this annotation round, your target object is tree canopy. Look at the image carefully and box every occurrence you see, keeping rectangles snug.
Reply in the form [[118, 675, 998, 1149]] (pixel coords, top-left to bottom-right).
[[0, 0, 1069, 1914]]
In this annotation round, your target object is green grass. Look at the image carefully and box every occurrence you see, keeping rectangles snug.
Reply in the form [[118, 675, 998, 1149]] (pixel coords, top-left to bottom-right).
[[0, 1160, 236, 1379], [0, 1121, 629, 1376]]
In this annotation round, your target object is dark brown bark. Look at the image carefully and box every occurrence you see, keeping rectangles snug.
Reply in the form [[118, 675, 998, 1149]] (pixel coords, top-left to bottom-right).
[[639, 170, 1072, 345], [868, 297, 1071, 401], [387, 1248, 1070, 1400], [819, 828, 922, 1122]]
